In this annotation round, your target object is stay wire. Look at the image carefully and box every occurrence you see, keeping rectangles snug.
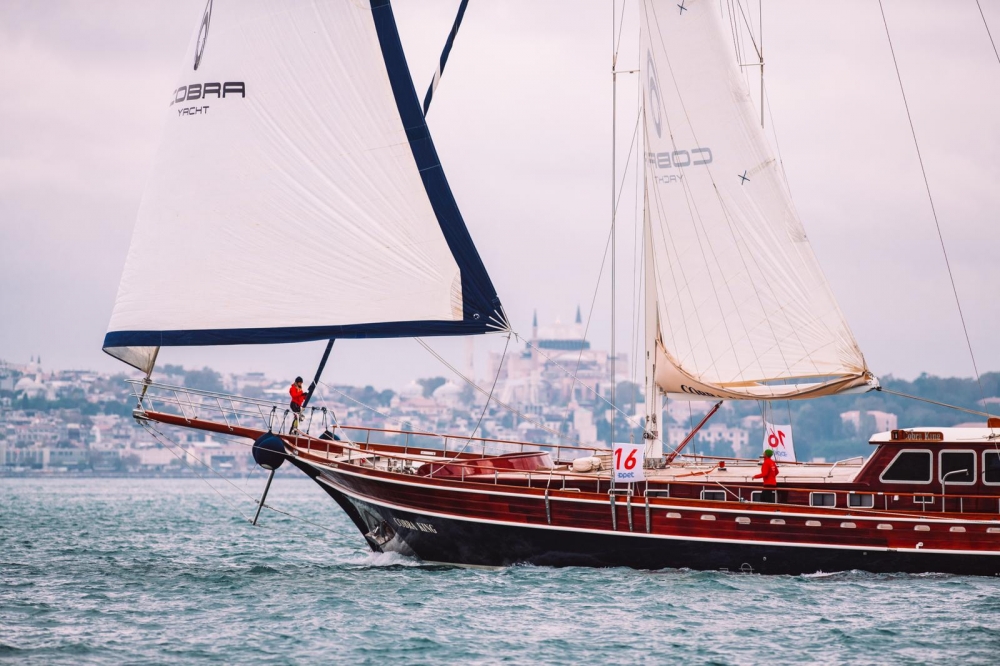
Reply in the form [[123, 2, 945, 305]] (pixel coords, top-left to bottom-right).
[[425, 332, 511, 472], [976, 0, 1000, 67], [414, 337, 571, 443], [876, 387, 998, 422], [141, 420, 344, 536], [139, 421, 255, 521], [877, 0, 991, 418], [571, 107, 644, 400], [613, 0, 628, 65]]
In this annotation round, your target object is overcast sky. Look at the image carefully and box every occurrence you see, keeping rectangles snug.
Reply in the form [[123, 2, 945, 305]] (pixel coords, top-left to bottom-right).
[[1, 0, 998, 390]]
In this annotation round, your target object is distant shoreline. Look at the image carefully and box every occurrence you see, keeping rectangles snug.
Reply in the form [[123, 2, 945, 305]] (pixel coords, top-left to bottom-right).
[[1, 470, 305, 480]]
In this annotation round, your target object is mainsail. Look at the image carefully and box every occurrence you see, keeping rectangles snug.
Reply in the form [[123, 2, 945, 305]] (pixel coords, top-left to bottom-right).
[[641, 0, 875, 400], [104, 0, 503, 373]]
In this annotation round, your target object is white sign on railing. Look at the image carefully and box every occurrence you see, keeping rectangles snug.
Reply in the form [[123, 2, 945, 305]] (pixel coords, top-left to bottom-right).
[[612, 442, 645, 483], [763, 422, 796, 463]]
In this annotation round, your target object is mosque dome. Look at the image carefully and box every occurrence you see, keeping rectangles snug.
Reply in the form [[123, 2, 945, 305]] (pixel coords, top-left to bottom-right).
[[432, 380, 464, 400], [399, 380, 423, 399]]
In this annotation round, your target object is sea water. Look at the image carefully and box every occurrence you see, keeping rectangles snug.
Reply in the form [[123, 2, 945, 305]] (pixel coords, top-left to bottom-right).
[[2, 477, 998, 664]]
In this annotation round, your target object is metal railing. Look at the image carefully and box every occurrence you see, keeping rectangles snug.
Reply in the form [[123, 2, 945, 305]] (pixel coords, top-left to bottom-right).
[[127, 380, 611, 459], [128, 381, 1000, 517]]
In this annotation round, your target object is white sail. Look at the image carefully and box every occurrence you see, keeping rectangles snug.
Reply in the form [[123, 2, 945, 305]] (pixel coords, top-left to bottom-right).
[[104, 0, 503, 373], [641, 0, 874, 400]]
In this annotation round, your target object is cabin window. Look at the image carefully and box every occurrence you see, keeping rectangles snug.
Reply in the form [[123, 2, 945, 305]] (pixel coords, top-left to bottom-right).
[[939, 451, 975, 485], [983, 452, 1000, 485], [848, 493, 874, 508], [810, 493, 836, 507], [701, 490, 726, 501], [879, 450, 932, 483], [750, 491, 764, 502], [914, 495, 935, 505]]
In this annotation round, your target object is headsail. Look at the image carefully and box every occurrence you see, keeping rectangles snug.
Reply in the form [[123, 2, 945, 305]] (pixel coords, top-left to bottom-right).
[[640, 0, 875, 400], [104, 0, 504, 373]]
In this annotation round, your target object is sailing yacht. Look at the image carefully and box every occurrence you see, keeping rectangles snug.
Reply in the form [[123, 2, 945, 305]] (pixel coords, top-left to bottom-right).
[[104, 0, 1000, 575]]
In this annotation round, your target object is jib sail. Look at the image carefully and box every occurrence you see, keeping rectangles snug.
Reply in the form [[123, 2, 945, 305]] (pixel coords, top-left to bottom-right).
[[104, 0, 504, 373]]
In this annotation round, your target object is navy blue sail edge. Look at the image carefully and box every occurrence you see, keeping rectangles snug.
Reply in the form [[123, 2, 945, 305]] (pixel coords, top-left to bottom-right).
[[369, 0, 501, 329], [104, 0, 503, 352]]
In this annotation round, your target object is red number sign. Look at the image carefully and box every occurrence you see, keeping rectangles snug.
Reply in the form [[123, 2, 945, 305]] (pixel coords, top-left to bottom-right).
[[612, 443, 645, 482]]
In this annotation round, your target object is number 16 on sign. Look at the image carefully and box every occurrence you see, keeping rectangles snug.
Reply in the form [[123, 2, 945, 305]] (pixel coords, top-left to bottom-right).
[[612, 443, 645, 483]]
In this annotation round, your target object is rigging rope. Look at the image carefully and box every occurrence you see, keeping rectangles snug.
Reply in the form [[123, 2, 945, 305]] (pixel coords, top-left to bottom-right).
[[414, 338, 572, 443], [142, 420, 345, 535], [976, 0, 1000, 66], [876, 387, 997, 421], [422, 0, 470, 116], [877, 0, 992, 419], [613, 0, 628, 65], [317, 382, 405, 431], [140, 421, 254, 523], [435, 332, 511, 463], [571, 107, 644, 412]]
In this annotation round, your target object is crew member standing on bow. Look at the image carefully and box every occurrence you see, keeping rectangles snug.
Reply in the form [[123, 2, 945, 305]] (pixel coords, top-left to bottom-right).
[[289, 376, 310, 434], [753, 448, 779, 503]]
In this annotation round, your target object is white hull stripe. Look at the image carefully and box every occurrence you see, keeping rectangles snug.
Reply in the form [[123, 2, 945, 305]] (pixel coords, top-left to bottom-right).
[[298, 455, 1000, 527], [315, 471, 1000, 558]]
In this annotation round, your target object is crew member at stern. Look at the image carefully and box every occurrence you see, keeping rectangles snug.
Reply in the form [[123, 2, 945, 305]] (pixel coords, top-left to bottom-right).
[[289, 376, 310, 434], [753, 448, 779, 503]]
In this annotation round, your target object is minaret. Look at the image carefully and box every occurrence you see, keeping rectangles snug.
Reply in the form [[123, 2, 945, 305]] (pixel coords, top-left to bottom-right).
[[464, 337, 475, 384], [575, 305, 582, 325], [532, 309, 538, 340]]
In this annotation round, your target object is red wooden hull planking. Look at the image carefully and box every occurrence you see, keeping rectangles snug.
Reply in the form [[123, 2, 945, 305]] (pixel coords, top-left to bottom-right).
[[143, 410, 1000, 574]]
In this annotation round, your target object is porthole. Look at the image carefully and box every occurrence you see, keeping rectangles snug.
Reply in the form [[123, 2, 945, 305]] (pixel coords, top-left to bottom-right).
[[848, 493, 874, 508], [810, 493, 836, 507]]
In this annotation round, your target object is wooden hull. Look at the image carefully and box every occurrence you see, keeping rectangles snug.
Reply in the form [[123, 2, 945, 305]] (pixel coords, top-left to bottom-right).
[[292, 457, 1000, 576], [137, 410, 1000, 575]]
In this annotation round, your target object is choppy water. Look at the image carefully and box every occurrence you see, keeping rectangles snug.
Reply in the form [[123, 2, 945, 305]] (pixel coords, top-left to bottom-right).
[[2, 477, 999, 664]]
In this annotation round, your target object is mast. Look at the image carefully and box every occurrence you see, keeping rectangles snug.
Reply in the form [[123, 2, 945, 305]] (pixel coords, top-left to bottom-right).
[[610, 0, 617, 449], [643, 190, 662, 457], [637, 3, 660, 457]]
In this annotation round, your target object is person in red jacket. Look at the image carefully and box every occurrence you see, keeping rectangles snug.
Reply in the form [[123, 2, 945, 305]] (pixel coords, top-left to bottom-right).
[[754, 448, 779, 503], [289, 376, 309, 433]]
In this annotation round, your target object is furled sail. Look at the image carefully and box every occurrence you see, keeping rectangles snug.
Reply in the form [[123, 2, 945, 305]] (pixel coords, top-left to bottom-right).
[[640, 0, 875, 400], [104, 0, 504, 373]]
